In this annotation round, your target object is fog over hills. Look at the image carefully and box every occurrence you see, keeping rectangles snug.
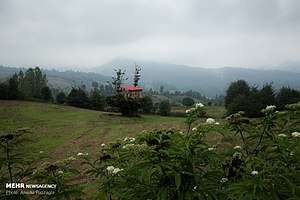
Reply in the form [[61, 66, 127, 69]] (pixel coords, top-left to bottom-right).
[[1, 59, 300, 98], [93, 59, 300, 97]]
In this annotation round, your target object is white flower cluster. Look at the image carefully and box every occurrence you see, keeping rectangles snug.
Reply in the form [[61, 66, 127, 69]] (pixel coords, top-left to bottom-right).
[[77, 152, 89, 156], [202, 118, 220, 125], [124, 137, 136, 142], [208, 147, 214, 151], [251, 170, 258, 175], [195, 103, 204, 109], [206, 118, 216, 124], [58, 170, 64, 174], [101, 143, 105, 147], [186, 107, 196, 114], [220, 178, 228, 183], [278, 134, 287, 138], [262, 105, 276, 113], [106, 166, 123, 174], [234, 146, 242, 150], [292, 132, 300, 138]]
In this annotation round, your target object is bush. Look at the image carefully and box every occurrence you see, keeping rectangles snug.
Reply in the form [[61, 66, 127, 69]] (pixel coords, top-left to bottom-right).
[[56, 92, 66, 104], [182, 97, 195, 106], [67, 88, 90, 108], [79, 102, 300, 199], [106, 95, 141, 116], [159, 100, 171, 116]]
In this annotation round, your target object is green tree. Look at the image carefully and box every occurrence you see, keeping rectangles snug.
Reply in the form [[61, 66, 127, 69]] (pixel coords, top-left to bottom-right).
[[106, 95, 141, 116], [182, 97, 195, 106], [225, 80, 251, 115], [41, 86, 53, 102], [140, 96, 153, 114], [133, 64, 141, 87], [56, 92, 66, 104], [159, 100, 171, 116], [90, 91, 107, 111], [110, 69, 127, 93], [276, 86, 300, 110], [67, 88, 90, 108]]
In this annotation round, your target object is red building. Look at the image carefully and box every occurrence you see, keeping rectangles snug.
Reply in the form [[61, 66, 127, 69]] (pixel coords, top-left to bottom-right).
[[120, 86, 143, 99]]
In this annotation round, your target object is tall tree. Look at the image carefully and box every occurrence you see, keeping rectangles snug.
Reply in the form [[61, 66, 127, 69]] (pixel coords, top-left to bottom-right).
[[110, 69, 127, 93], [133, 64, 141, 87], [276, 87, 300, 110], [225, 80, 251, 115]]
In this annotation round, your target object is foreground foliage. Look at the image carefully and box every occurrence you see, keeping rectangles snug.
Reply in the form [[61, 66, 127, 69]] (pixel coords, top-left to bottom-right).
[[1, 102, 299, 199], [82, 102, 300, 199]]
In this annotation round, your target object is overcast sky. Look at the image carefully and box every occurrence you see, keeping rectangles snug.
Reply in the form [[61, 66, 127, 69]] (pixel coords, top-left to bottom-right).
[[0, 0, 300, 70]]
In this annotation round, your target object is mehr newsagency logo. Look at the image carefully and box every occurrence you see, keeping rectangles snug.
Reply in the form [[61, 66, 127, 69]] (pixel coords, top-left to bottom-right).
[[5, 182, 56, 196]]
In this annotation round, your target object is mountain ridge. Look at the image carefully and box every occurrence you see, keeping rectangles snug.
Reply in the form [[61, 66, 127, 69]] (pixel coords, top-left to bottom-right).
[[1, 60, 299, 98]]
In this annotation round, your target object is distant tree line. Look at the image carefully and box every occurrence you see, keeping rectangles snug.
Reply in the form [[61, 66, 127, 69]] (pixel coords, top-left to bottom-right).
[[0, 67, 53, 102], [225, 80, 300, 117]]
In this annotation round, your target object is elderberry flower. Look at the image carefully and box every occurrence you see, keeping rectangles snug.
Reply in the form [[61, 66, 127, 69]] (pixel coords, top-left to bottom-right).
[[220, 178, 228, 183], [124, 137, 136, 142], [195, 103, 204, 109], [206, 118, 215, 124], [292, 132, 300, 138], [262, 105, 276, 113], [251, 171, 258, 175], [278, 134, 287, 138], [106, 166, 114, 173], [113, 168, 123, 174]]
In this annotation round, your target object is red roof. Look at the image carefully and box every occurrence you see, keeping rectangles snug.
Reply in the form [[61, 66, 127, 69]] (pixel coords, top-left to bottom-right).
[[120, 86, 143, 91]]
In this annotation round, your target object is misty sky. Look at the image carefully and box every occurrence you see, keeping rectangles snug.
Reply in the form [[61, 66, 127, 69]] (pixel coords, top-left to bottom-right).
[[0, 0, 300, 70]]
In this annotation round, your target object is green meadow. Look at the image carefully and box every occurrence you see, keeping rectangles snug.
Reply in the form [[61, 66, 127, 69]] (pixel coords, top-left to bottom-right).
[[0, 100, 226, 160]]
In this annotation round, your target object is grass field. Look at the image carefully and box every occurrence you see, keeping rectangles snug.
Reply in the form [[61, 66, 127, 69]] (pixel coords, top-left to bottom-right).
[[0, 100, 227, 198]]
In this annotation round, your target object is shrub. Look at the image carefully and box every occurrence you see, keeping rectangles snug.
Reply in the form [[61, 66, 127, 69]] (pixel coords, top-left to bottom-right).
[[159, 100, 171, 116], [182, 97, 195, 106]]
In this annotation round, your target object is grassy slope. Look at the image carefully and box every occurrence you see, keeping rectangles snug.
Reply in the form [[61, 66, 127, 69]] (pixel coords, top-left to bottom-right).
[[0, 100, 188, 158], [0, 101, 226, 199]]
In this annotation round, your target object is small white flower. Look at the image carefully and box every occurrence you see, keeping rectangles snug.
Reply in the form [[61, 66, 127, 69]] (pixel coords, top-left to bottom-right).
[[180, 131, 183, 134], [278, 134, 287, 138], [193, 185, 197, 190], [101, 143, 105, 147], [220, 178, 228, 183], [124, 137, 136, 142], [39, 151, 44, 154], [208, 147, 214, 151], [58, 171, 63, 174], [192, 127, 197, 131], [68, 156, 76, 161], [251, 171, 258, 175], [112, 168, 123, 174], [290, 151, 294, 156], [106, 166, 115, 173], [77, 152, 88, 156], [234, 146, 242, 150], [262, 105, 276, 113], [195, 103, 204, 109], [206, 118, 215, 124], [215, 122, 220, 125], [292, 132, 300, 138]]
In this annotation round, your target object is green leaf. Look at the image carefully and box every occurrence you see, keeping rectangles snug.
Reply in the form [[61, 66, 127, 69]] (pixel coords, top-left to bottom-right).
[[175, 173, 181, 190]]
